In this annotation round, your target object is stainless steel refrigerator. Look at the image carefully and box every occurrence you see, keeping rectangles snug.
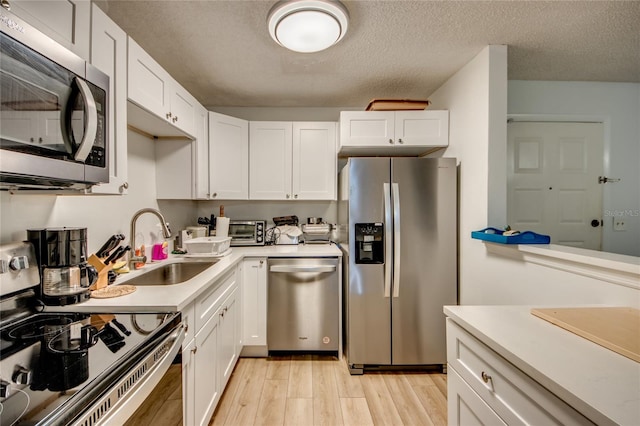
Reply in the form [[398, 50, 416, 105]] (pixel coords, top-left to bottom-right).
[[338, 157, 457, 374]]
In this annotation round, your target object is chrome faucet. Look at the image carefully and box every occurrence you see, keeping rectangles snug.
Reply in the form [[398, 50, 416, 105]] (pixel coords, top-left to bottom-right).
[[129, 208, 172, 269]]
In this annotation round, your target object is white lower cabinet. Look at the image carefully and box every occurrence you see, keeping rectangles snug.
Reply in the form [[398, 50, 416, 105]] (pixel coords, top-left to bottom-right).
[[241, 258, 267, 348], [446, 319, 593, 425], [181, 267, 242, 425]]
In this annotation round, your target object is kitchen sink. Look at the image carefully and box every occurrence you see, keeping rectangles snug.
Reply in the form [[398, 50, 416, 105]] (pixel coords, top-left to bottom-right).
[[125, 260, 218, 286]]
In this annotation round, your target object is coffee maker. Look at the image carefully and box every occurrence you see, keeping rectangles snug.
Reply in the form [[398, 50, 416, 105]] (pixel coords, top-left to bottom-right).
[[28, 228, 97, 306]]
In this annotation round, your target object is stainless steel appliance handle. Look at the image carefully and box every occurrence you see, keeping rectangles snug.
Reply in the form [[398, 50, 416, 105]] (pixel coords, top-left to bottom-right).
[[269, 265, 336, 273], [73, 78, 98, 162], [384, 182, 392, 298], [392, 183, 401, 298]]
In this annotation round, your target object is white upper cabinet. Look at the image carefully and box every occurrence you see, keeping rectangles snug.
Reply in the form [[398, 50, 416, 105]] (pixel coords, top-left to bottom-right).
[[127, 37, 196, 138], [209, 112, 249, 200], [249, 122, 293, 200], [292, 122, 337, 200], [250, 121, 336, 200], [88, 4, 128, 195], [339, 110, 449, 156], [7, 0, 90, 60], [193, 104, 210, 199]]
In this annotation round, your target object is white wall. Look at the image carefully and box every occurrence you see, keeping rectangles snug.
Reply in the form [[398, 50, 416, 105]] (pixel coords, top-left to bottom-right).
[[0, 131, 198, 255], [428, 46, 639, 307], [508, 81, 640, 256]]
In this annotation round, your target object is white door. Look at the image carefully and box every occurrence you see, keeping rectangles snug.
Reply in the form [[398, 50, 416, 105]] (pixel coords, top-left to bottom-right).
[[339, 111, 395, 147], [249, 122, 292, 200], [292, 122, 336, 200], [209, 112, 249, 200], [507, 122, 604, 249]]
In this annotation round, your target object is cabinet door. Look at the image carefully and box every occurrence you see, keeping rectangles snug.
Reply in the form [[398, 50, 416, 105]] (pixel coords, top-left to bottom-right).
[[128, 37, 172, 120], [194, 313, 220, 426], [89, 4, 128, 195], [209, 112, 249, 200], [193, 104, 210, 199], [395, 110, 449, 147], [249, 122, 292, 200], [218, 287, 239, 390], [8, 0, 90, 59], [155, 139, 194, 199], [241, 258, 267, 346], [292, 122, 337, 200], [182, 337, 196, 426], [339, 111, 395, 148], [448, 367, 507, 426], [170, 83, 197, 138]]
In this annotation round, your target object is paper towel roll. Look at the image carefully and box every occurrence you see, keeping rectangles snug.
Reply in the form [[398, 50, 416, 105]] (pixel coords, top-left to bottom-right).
[[216, 217, 230, 237]]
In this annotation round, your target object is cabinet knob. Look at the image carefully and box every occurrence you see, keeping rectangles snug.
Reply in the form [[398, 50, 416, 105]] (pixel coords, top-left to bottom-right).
[[166, 112, 172, 119], [1, 0, 10, 11], [184, 324, 189, 333], [191, 347, 198, 354], [173, 116, 178, 123], [398, 138, 403, 144], [121, 182, 129, 190], [212, 192, 218, 198], [481, 371, 492, 384], [389, 139, 394, 144], [30, 137, 34, 142], [294, 194, 298, 199], [286, 194, 290, 199], [259, 260, 264, 265]]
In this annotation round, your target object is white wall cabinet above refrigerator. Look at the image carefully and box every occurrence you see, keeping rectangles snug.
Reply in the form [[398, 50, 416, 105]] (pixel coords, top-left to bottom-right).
[[339, 110, 449, 156], [127, 37, 197, 138], [5, 0, 90, 60], [208, 112, 249, 200], [249, 121, 337, 200]]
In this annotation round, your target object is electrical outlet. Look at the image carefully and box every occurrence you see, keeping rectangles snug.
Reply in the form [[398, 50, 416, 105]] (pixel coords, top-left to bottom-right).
[[613, 218, 626, 231]]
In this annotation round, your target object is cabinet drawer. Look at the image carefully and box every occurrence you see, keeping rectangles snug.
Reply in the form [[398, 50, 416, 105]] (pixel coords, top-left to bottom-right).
[[448, 367, 506, 426], [447, 319, 593, 425], [195, 267, 237, 331]]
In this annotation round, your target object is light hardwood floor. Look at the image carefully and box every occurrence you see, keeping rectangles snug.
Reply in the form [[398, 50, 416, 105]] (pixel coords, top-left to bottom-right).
[[210, 355, 448, 426]]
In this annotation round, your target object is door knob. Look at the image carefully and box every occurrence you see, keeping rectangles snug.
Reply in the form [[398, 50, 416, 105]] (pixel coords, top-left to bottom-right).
[[590, 219, 602, 227]]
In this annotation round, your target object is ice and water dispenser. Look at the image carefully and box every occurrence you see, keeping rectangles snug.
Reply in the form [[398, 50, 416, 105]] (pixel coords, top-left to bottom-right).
[[354, 223, 384, 264]]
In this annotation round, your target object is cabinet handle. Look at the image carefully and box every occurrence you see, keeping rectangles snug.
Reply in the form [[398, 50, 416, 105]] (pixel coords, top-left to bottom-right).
[[481, 371, 492, 384], [398, 138, 404, 144], [389, 138, 394, 144]]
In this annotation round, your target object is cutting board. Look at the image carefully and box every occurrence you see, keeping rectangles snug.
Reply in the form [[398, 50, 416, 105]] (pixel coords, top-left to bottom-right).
[[531, 307, 640, 363]]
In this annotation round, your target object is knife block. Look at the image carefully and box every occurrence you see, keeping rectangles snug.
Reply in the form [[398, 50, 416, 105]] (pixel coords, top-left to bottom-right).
[[88, 254, 113, 291]]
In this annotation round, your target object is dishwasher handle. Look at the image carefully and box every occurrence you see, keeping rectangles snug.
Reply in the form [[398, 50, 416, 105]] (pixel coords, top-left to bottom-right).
[[269, 265, 336, 273]]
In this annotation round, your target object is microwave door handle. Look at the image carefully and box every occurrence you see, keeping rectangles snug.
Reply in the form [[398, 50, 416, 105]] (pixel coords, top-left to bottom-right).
[[73, 78, 98, 162]]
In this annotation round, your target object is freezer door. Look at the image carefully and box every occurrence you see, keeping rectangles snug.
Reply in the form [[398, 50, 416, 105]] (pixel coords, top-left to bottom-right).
[[391, 157, 457, 365], [347, 158, 392, 366]]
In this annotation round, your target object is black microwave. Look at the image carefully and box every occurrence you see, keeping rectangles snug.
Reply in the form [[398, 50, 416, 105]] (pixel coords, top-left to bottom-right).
[[229, 220, 266, 246], [0, 10, 109, 191]]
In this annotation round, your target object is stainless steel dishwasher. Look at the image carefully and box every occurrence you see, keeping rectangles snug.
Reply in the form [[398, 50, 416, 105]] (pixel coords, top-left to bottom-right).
[[267, 258, 339, 352]]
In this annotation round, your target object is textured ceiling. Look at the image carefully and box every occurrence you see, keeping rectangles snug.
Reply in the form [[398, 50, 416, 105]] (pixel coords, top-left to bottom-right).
[[95, 0, 640, 108]]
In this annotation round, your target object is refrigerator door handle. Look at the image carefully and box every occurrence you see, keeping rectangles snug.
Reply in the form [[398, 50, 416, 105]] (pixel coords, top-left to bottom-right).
[[392, 183, 401, 298], [384, 182, 392, 298]]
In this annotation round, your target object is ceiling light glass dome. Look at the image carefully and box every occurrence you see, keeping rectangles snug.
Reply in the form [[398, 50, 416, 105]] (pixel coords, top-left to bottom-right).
[[268, 0, 349, 53]]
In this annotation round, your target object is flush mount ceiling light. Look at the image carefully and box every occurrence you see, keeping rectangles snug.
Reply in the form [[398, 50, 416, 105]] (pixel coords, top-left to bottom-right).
[[268, 0, 349, 53]]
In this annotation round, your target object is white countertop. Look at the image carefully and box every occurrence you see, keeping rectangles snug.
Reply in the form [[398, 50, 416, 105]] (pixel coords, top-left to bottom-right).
[[444, 305, 640, 426], [42, 244, 341, 314]]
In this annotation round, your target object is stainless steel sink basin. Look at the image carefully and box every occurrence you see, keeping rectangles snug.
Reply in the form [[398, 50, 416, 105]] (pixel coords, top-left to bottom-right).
[[125, 261, 218, 286]]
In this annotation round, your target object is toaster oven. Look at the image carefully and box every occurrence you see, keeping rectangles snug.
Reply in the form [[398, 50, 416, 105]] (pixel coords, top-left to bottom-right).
[[228, 220, 266, 246]]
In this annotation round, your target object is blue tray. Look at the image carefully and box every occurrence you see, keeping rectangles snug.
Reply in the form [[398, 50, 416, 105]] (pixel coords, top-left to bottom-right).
[[471, 227, 550, 244]]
